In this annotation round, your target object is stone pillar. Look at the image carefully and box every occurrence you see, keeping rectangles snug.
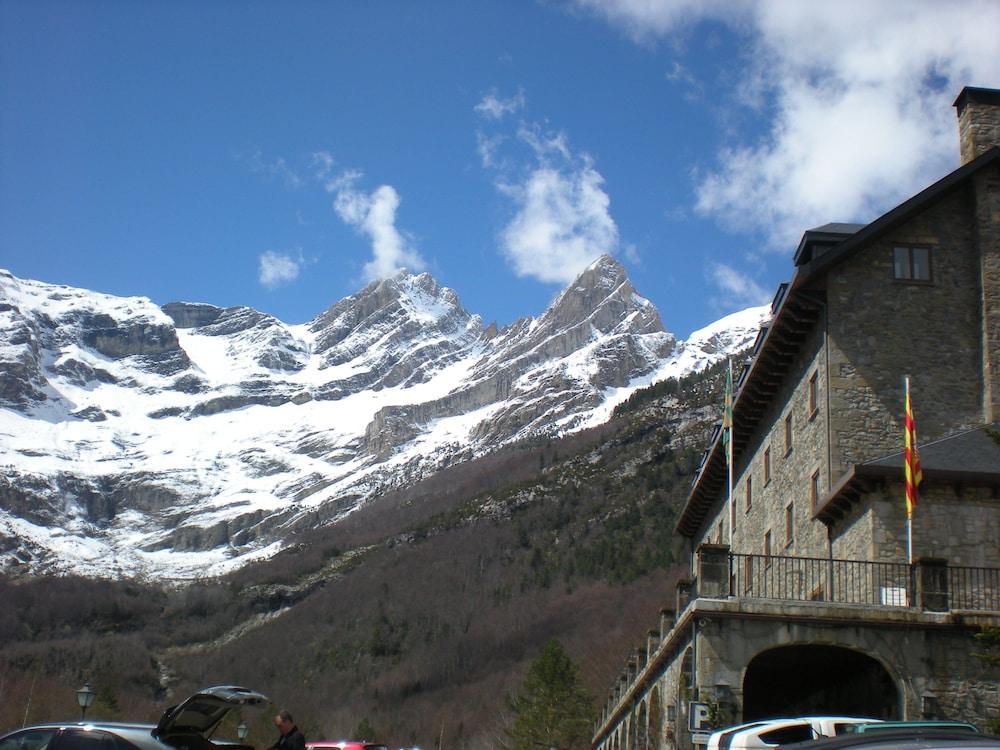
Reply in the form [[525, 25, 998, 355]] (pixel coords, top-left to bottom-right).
[[676, 578, 693, 613], [917, 557, 949, 612], [660, 607, 675, 637], [697, 543, 731, 598], [647, 629, 661, 660]]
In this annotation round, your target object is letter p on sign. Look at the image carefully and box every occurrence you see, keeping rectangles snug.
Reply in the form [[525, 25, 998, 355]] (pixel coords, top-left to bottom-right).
[[689, 701, 711, 732]]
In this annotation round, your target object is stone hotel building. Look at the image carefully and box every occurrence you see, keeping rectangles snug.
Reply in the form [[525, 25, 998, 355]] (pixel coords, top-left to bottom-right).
[[593, 87, 1000, 750]]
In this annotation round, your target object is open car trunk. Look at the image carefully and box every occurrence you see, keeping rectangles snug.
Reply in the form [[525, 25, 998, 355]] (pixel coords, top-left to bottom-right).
[[154, 686, 269, 748]]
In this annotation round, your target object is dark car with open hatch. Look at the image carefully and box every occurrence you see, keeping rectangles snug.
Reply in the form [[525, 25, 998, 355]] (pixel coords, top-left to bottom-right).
[[0, 686, 269, 750]]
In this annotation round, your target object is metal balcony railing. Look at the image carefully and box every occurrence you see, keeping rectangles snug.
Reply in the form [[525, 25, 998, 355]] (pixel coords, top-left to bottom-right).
[[717, 552, 1000, 611], [948, 565, 1000, 611]]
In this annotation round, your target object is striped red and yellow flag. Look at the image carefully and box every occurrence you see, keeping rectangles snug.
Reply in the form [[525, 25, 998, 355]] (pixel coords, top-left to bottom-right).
[[904, 379, 923, 519]]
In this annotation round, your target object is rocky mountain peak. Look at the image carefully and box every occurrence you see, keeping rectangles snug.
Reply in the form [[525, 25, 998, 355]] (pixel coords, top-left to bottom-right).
[[0, 265, 765, 580], [538, 254, 664, 336]]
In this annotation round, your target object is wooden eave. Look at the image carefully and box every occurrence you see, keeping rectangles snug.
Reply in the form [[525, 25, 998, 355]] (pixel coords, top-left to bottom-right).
[[675, 290, 824, 537], [815, 464, 1000, 524]]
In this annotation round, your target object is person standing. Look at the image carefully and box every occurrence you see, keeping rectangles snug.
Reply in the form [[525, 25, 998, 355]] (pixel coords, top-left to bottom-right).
[[269, 710, 306, 750]]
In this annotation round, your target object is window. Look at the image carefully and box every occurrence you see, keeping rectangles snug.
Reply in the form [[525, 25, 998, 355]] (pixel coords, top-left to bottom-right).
[[53, 732, 121, 750], [764, 530, 772, 563], [808, 370, 819, 418], [745, 475, 753, 512], [785, 502, 794, 547], [893, 246, 932, 281], [810, 470, 821, 512], [0, 730, 58, 750], [759, 725, 815, 745], [763, 447, 771, 484], [784, 413, 793, 455]]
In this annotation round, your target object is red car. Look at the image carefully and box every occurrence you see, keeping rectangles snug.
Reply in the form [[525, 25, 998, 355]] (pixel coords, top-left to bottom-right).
[[306, 742, 388, 750]]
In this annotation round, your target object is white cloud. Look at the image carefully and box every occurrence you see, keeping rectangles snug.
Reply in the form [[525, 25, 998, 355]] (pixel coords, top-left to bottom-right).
[[258, 250, 304, 288], [707, 261, 771, 307], [569, 0, 1000, 250], [328, 173, 426, 282], [569, 0, 750, 42], [474, 88, 526, 120], [499, 157, 619, 284], [476, 90, 622, 284]]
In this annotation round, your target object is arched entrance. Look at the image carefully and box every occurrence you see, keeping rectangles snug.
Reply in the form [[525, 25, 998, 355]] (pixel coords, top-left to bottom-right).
[[743, 645, 898, 720]]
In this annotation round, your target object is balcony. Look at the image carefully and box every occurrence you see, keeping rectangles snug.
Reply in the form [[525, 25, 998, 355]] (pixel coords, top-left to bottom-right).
[[697, 545, 1000, 613]]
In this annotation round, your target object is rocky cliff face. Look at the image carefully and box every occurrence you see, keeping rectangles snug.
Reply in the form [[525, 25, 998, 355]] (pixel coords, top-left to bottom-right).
[[0, 258, 768, 580]]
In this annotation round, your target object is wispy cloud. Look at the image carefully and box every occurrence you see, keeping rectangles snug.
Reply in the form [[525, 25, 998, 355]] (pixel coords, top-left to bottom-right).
[[311, 151, 426, 282], [707, 261, 770, 308], [568, 0, 1000, 250], [327, 170, 426, 283], [243, 148, 303, 189], [476, 91, 620, 284], [474, 88, 526, 120], [258, 250, 304, 288]]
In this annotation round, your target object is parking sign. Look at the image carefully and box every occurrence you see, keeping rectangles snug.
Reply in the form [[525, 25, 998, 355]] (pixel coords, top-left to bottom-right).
[[689, 701, 712, 732]]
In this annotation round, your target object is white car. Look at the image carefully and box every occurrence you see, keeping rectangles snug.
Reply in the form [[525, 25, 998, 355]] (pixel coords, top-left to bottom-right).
[[707, 717, 882, 750]]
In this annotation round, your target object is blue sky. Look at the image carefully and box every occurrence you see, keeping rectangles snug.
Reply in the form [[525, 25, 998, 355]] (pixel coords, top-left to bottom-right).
[[1, 1, 998, 338]]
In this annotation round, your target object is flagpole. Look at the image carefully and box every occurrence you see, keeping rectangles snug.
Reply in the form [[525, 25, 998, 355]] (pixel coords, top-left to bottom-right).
[[727, 358, 734, 550], [905, 375, 913, 565]]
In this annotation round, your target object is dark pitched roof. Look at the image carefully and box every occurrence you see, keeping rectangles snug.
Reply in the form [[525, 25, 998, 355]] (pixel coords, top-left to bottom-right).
[[793, 224, 865, 266], [815, 423, 1000, 524], [865, 422, 1000, 474], [795, 146, 1000, 284]]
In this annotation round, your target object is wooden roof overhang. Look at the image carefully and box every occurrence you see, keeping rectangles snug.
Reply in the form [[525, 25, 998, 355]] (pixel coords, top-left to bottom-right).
[[674, 285, 825, 537], [815, 464, 1000, 525]]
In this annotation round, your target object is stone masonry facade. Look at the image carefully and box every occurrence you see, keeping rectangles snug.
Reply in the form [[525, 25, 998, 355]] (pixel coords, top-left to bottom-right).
[[593, 88, 1000, 750]]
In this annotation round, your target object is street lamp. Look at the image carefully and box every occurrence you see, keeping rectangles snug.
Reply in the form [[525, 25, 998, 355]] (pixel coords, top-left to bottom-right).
[[237, 722, 249, 742], [76, 682, 96, 721]]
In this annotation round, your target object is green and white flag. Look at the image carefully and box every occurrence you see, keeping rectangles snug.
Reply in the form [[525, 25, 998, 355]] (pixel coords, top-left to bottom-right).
[[722, 358, 733, 465]]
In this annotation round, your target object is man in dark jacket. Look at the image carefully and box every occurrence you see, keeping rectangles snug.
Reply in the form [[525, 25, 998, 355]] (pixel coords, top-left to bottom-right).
[[269, 710, 306, 750]]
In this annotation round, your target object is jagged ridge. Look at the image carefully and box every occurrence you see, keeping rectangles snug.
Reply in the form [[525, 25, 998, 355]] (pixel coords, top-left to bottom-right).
[[0, 257, 768, 579]]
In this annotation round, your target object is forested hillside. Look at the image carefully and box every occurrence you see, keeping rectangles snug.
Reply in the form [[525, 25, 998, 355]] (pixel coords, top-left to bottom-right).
[[0, 359, 733, 748]]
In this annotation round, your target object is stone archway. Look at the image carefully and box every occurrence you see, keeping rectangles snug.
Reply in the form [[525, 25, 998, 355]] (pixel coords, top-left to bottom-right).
[[743, 644, 899, 721], [649, 685, 664, 750], [637, 701, 649, 750]]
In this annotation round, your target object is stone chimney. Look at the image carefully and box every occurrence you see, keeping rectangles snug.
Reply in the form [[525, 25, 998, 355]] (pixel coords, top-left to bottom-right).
[[954, 86, 1000, 165]]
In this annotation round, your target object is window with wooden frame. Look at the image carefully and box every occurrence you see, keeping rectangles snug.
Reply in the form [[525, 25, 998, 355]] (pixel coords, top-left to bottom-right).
[[763, 446, 771, 485], [808, 370, 819, 419], [784, 413, 793, 456], [785, 502, 794, 547], [745, 475, 753, 513], [893, 245, 932, 282], [810, 470, 821, 513]]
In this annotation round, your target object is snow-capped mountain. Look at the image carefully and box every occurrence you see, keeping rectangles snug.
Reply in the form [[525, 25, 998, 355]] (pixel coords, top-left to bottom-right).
[[0, 256, 768, 579]]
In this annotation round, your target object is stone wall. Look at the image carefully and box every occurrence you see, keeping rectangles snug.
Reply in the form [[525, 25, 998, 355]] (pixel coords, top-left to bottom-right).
[[832, 481, 1000, 567], [694, 318, 832, 561], [973, 163, 1000, 423], [593, 598, 1000, 749], [826, 186, 984, 473]]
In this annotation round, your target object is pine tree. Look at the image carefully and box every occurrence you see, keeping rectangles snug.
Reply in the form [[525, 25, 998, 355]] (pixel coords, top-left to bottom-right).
[[353, 717, 377, 741], [502, 639, 594, 750]]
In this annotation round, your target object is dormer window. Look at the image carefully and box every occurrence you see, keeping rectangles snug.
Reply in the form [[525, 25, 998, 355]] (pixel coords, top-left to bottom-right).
[[893, 246, 932, 281]]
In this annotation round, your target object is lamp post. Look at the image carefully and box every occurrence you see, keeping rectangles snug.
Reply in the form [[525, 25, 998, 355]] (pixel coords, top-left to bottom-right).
[[76, 682, 96, 721], [237, 722, 249, 742]]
